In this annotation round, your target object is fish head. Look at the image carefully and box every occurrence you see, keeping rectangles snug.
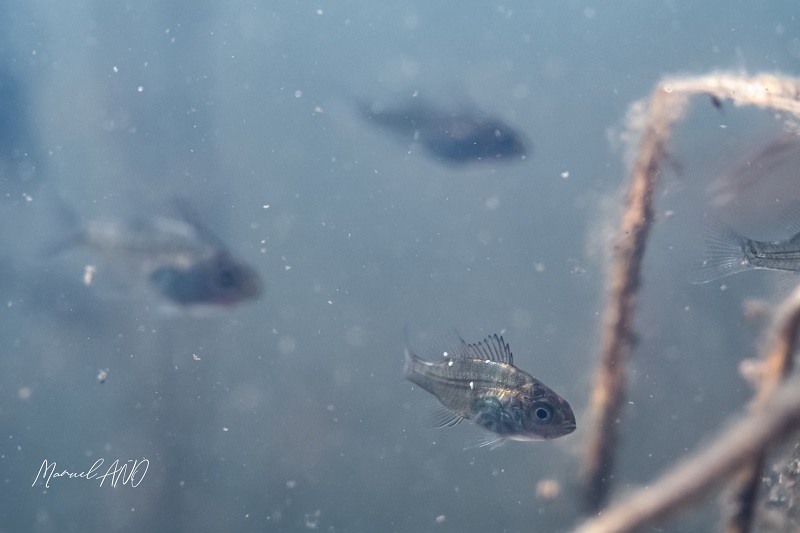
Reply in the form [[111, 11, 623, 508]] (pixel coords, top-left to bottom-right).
[[150, 252, 262, 306], [472, 381, 576, 441], [428, 118, 529, 163], [516, 382, 576, 440], [199, 252, 263, 305], [483, 122, 529, 159]]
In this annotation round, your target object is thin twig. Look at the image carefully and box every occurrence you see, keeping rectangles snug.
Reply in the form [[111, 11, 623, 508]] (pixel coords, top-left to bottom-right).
[[575, 285, 800, 532], [726, 286, 800, 532], [582, 83, 687, 511], [572, 373, 800, 533], [663, 72, 800, 116], [582, 72, 800, 512], [577, 276, 800, 533]]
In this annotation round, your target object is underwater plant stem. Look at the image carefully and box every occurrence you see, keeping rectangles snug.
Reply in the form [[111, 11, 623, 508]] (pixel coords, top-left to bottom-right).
[[725, 287, 800, 533], [663, 72, 800, 116], [583, 83, 686, 511], [582, 71, 800, 512], [572, 374, 800, 533]]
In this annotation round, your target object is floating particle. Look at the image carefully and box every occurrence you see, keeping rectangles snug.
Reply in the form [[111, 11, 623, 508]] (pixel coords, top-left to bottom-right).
[[742, 298, 771, 321], [83, 264, 96, 285], [536, 479, 561, 500], [739, 358, 764, 388]]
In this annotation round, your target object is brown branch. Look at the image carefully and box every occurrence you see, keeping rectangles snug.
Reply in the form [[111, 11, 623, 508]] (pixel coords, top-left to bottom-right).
[[577, 282, 800, 532], [582, 83, 687, 511], [663, 72, 800, 116], [582, 72, 800, 513], [725, 287, 800, 532], [572, 371, 800, 533]]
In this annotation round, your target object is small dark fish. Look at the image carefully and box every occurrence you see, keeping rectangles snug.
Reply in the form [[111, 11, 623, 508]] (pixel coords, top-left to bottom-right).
[[149, 251, 261, 306], [361, 99, 529, 165], [710, 94, 724, 112], [50, 198, 262, 307], [708, 136, 800, 212], [404, 332, 576, 448], [690, 214, 800, 283]]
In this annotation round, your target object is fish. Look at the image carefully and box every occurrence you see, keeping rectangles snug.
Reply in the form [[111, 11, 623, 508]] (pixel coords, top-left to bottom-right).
[[404, 331, 576, 448], [708, 136, 800, 212], [148, 251, 262, 306], [48, 198, 262, 308], [690, 214, 800, 283], [361, 99, 529, 165]]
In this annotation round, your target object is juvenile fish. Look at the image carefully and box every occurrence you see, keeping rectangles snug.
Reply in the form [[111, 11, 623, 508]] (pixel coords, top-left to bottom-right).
[[50, 199, 262, 307], [361, 99, 529, 165], [149, 251, 261, 306], [691, 215, 800, 283], [404, 332, 576, 448]]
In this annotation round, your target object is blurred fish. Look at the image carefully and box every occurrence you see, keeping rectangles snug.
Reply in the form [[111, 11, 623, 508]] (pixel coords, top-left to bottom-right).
[[404, 332, 575, 448], [50, 199, 262, 308], [149, 251, 261, 306], [708, 135, 800, 213], [361, 99, 529, 165], [690, 214, 800, 283]]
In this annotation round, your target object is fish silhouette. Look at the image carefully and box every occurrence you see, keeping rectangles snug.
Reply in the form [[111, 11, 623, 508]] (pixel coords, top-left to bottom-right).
[[47, 197, 261, 308], [361, 99, 530, 165]]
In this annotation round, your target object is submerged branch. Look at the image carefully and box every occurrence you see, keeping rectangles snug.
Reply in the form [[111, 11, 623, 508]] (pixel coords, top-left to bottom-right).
[[572, 372, 800, 533], [582, 71, 800, 513], [582, 82, 687, 511], [726, 287, 800, 532], [663, 72, 800, 116]]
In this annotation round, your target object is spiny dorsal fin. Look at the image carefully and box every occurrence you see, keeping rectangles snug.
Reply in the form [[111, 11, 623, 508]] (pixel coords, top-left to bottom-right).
[[436, 331, 513, 365], [465, 334, 513, 365]]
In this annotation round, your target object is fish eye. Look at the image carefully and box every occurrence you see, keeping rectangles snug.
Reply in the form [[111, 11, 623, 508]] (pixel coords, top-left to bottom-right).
[[217, 268, 238, 288], [533, 405, 552, 423]]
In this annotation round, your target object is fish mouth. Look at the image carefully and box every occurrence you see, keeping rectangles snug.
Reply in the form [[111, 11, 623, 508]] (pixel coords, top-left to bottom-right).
[[562, 423, 577, 435]]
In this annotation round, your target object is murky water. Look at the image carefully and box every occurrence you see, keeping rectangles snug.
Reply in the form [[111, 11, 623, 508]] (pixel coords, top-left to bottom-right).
[[1, 2, 798, 531]]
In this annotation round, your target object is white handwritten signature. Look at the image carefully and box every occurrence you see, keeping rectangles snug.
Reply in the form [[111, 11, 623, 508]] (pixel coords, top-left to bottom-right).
[[32, 458, 149, 489]]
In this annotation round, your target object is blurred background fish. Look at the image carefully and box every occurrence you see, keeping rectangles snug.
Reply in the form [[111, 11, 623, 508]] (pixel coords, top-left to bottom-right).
[[707, 134, 800, 221], [359, 97, 530, 165], [44, 197, 262, 309], [148, 251, 262, 307], [404, 332, 575, 448]]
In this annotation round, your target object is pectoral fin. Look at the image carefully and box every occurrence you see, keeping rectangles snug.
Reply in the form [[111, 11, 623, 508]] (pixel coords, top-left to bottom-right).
[[463, 432, 506, 450], [423, 404, 464, 429]]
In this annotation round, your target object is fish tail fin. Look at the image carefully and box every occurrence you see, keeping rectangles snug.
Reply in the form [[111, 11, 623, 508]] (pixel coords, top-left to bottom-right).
[[403, 326, 422, 383], [689, 215, 751, 284], [402, 326, 420, 379], [403, 347, 415, 378]]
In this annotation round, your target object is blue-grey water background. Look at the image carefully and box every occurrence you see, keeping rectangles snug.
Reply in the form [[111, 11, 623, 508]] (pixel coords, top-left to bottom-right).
[[1, 1, 799, 531]]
